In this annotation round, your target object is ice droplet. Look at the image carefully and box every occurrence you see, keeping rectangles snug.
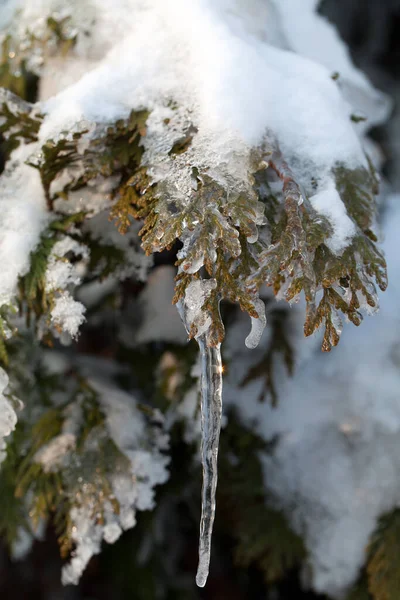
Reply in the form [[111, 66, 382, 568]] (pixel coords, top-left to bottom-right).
[[245, 297, 267, 349], [196, 336, 223, 588]]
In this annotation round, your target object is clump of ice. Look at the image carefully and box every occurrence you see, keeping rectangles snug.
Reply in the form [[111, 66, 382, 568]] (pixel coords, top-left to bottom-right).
[[178, 279, 218, 341], [245, 297, 267, 349]]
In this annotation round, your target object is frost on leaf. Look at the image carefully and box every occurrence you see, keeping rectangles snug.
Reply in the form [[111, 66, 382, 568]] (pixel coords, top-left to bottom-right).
[[4, 360, 169, 586], [17, 212, 88, 340]]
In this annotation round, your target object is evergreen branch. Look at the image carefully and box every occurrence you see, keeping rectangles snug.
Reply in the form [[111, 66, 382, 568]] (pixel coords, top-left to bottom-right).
[[5, 96, 386, 353], [251, 145, 387, 351], [0, 91, 43, 156]]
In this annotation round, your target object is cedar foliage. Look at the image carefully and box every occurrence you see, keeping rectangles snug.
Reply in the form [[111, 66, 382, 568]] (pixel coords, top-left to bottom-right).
[[0, 92, 387, 353]]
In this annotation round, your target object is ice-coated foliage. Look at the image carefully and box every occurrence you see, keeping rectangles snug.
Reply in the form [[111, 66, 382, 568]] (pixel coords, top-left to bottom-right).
[[0, 0, 388, 349], [0, 0, 396, 597]]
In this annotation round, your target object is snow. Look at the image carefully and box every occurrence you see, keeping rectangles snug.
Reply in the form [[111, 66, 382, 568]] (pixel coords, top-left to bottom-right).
[[31, 0, 373, 248], [272, 0, 391, 130], [0, 0, 21, 31], [91, 379, 170, 503], [20, 353, 171, 586], [50, 291, 86, 338], [34, 432, 77, 472], [11, 527, 34, 561], [310, 179, 356, 253], [0, 143, 48, 306], [61, 504, 103, 586], [82, 212, 152, 282], [45, 237, 89, 292], [177, 387, 202, 445], [45, 236, 89, 338]]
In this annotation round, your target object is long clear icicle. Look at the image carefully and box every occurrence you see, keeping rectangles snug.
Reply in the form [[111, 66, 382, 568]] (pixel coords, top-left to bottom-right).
[[196, 335, 223, 588], [176, 286, 265, 587]]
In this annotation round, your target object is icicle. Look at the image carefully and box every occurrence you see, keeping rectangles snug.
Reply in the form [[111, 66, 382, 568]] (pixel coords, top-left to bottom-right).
[[176, 284, 223, 587], [196, 335, 223, 588]]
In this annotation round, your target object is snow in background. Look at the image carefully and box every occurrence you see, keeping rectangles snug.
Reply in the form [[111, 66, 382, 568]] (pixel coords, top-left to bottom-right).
[[272, 0, 390, 131], [129, 266, 187, 346]]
